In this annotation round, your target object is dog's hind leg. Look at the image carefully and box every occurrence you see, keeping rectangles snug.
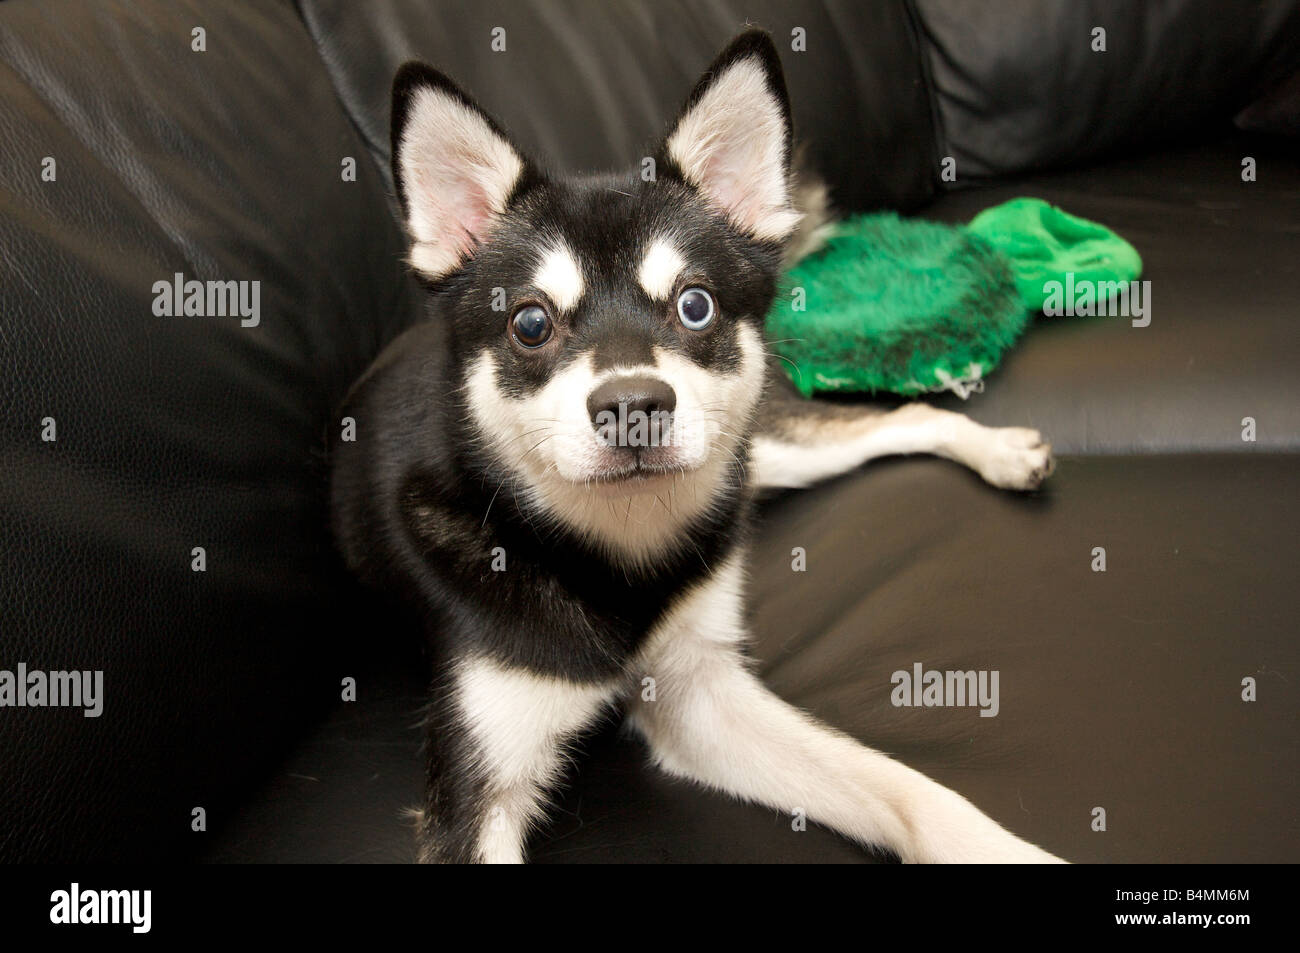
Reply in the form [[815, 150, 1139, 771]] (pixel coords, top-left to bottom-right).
[[752, 365, 1053, 491], [416, 656, 618, 863], [628, 557, 1065, 863]]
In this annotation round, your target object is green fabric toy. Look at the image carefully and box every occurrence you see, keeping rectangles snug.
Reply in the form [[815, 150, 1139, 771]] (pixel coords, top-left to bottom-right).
[[766, 197, 1142, 397]]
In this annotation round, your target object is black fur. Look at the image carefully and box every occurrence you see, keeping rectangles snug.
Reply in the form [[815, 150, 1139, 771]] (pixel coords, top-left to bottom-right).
[[332, 30, 792, 862]]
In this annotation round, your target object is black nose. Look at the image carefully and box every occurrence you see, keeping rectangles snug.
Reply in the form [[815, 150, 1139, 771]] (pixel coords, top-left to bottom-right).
[[587, 375, 677, 446]]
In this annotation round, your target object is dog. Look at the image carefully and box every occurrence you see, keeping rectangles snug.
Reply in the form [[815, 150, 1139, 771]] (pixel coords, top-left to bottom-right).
[[331, 30, 1061, 863]]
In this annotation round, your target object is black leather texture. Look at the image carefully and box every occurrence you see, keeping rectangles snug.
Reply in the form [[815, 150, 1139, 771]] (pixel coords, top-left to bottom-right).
[[2, 0, 1297, 864], [923, 134, 1300, 453], [0, 0, 422, 861], [297, 0, 941, 215], [913, 0, 1300, 181], [205, 451, 1298, 864]]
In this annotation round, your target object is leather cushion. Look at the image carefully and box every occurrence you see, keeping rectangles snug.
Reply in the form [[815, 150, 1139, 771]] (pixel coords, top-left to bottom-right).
[[0, 0, 422, 861], [204, 453, 1300, 863], [917, 134, 1300, 454]]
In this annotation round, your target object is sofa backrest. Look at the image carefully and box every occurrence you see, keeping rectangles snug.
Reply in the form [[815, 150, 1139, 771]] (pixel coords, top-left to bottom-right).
[[0, 0, 421, 861], [912, 0, 1300, 182]]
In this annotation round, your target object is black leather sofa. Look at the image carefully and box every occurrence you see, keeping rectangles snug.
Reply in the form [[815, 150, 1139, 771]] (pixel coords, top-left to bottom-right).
[[2, 0, 1296, 864]]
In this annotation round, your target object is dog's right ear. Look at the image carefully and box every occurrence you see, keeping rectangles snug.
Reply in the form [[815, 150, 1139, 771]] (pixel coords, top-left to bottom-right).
[[391, 62, 535, 281]]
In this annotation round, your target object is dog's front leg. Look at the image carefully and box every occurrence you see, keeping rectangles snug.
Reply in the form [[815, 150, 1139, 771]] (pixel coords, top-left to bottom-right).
[[628, 559, 1064, 863], [416, 655, 618, 863], [754, 374, 1054, 491]]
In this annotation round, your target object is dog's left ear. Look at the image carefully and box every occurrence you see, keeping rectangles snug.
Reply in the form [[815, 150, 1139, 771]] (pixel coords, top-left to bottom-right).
[[659, 30, 800, 243]]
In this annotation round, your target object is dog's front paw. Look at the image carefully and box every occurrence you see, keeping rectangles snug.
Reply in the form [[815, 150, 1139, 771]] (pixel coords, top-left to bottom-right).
[[976, 427, 1055, 491]]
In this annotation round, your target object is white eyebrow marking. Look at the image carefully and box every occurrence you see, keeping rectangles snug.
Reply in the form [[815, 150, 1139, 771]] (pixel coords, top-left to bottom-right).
[[638, 239, 685, 301], [532, 244, 584, 312]]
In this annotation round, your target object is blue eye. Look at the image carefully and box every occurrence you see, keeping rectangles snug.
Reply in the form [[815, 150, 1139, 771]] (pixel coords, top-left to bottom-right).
[[511, 305, 552, 347], [676, 287, 715, 330]]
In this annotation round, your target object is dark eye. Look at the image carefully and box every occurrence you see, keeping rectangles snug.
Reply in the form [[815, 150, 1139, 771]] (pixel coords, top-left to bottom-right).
[[676, 287, 715, 330], [511, 305, 552, 347]]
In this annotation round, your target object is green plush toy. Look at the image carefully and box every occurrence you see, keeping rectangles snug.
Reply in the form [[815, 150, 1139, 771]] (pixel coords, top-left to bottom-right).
[[766, 197, 1142, 398]]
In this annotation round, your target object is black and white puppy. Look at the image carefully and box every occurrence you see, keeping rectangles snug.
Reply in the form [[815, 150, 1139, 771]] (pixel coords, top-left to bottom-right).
[[332, 31, 1061, 863]]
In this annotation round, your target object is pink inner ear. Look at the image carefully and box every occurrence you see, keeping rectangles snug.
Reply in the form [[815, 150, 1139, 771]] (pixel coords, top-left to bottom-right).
[[700, 148, 782, 238], [462, 185, 497, 245], [408, 157, 501, 269], [701, 155, 758, 231], [444, 180, 492, 256]]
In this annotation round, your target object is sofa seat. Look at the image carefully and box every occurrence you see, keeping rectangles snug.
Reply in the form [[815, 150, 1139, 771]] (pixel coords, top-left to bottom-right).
[[202, 136, 1300, 864]]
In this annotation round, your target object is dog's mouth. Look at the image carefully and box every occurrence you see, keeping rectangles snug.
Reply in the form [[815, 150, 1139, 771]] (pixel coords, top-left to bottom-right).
[[591, 463, 686, 484], [579, 453, 695, 493]]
